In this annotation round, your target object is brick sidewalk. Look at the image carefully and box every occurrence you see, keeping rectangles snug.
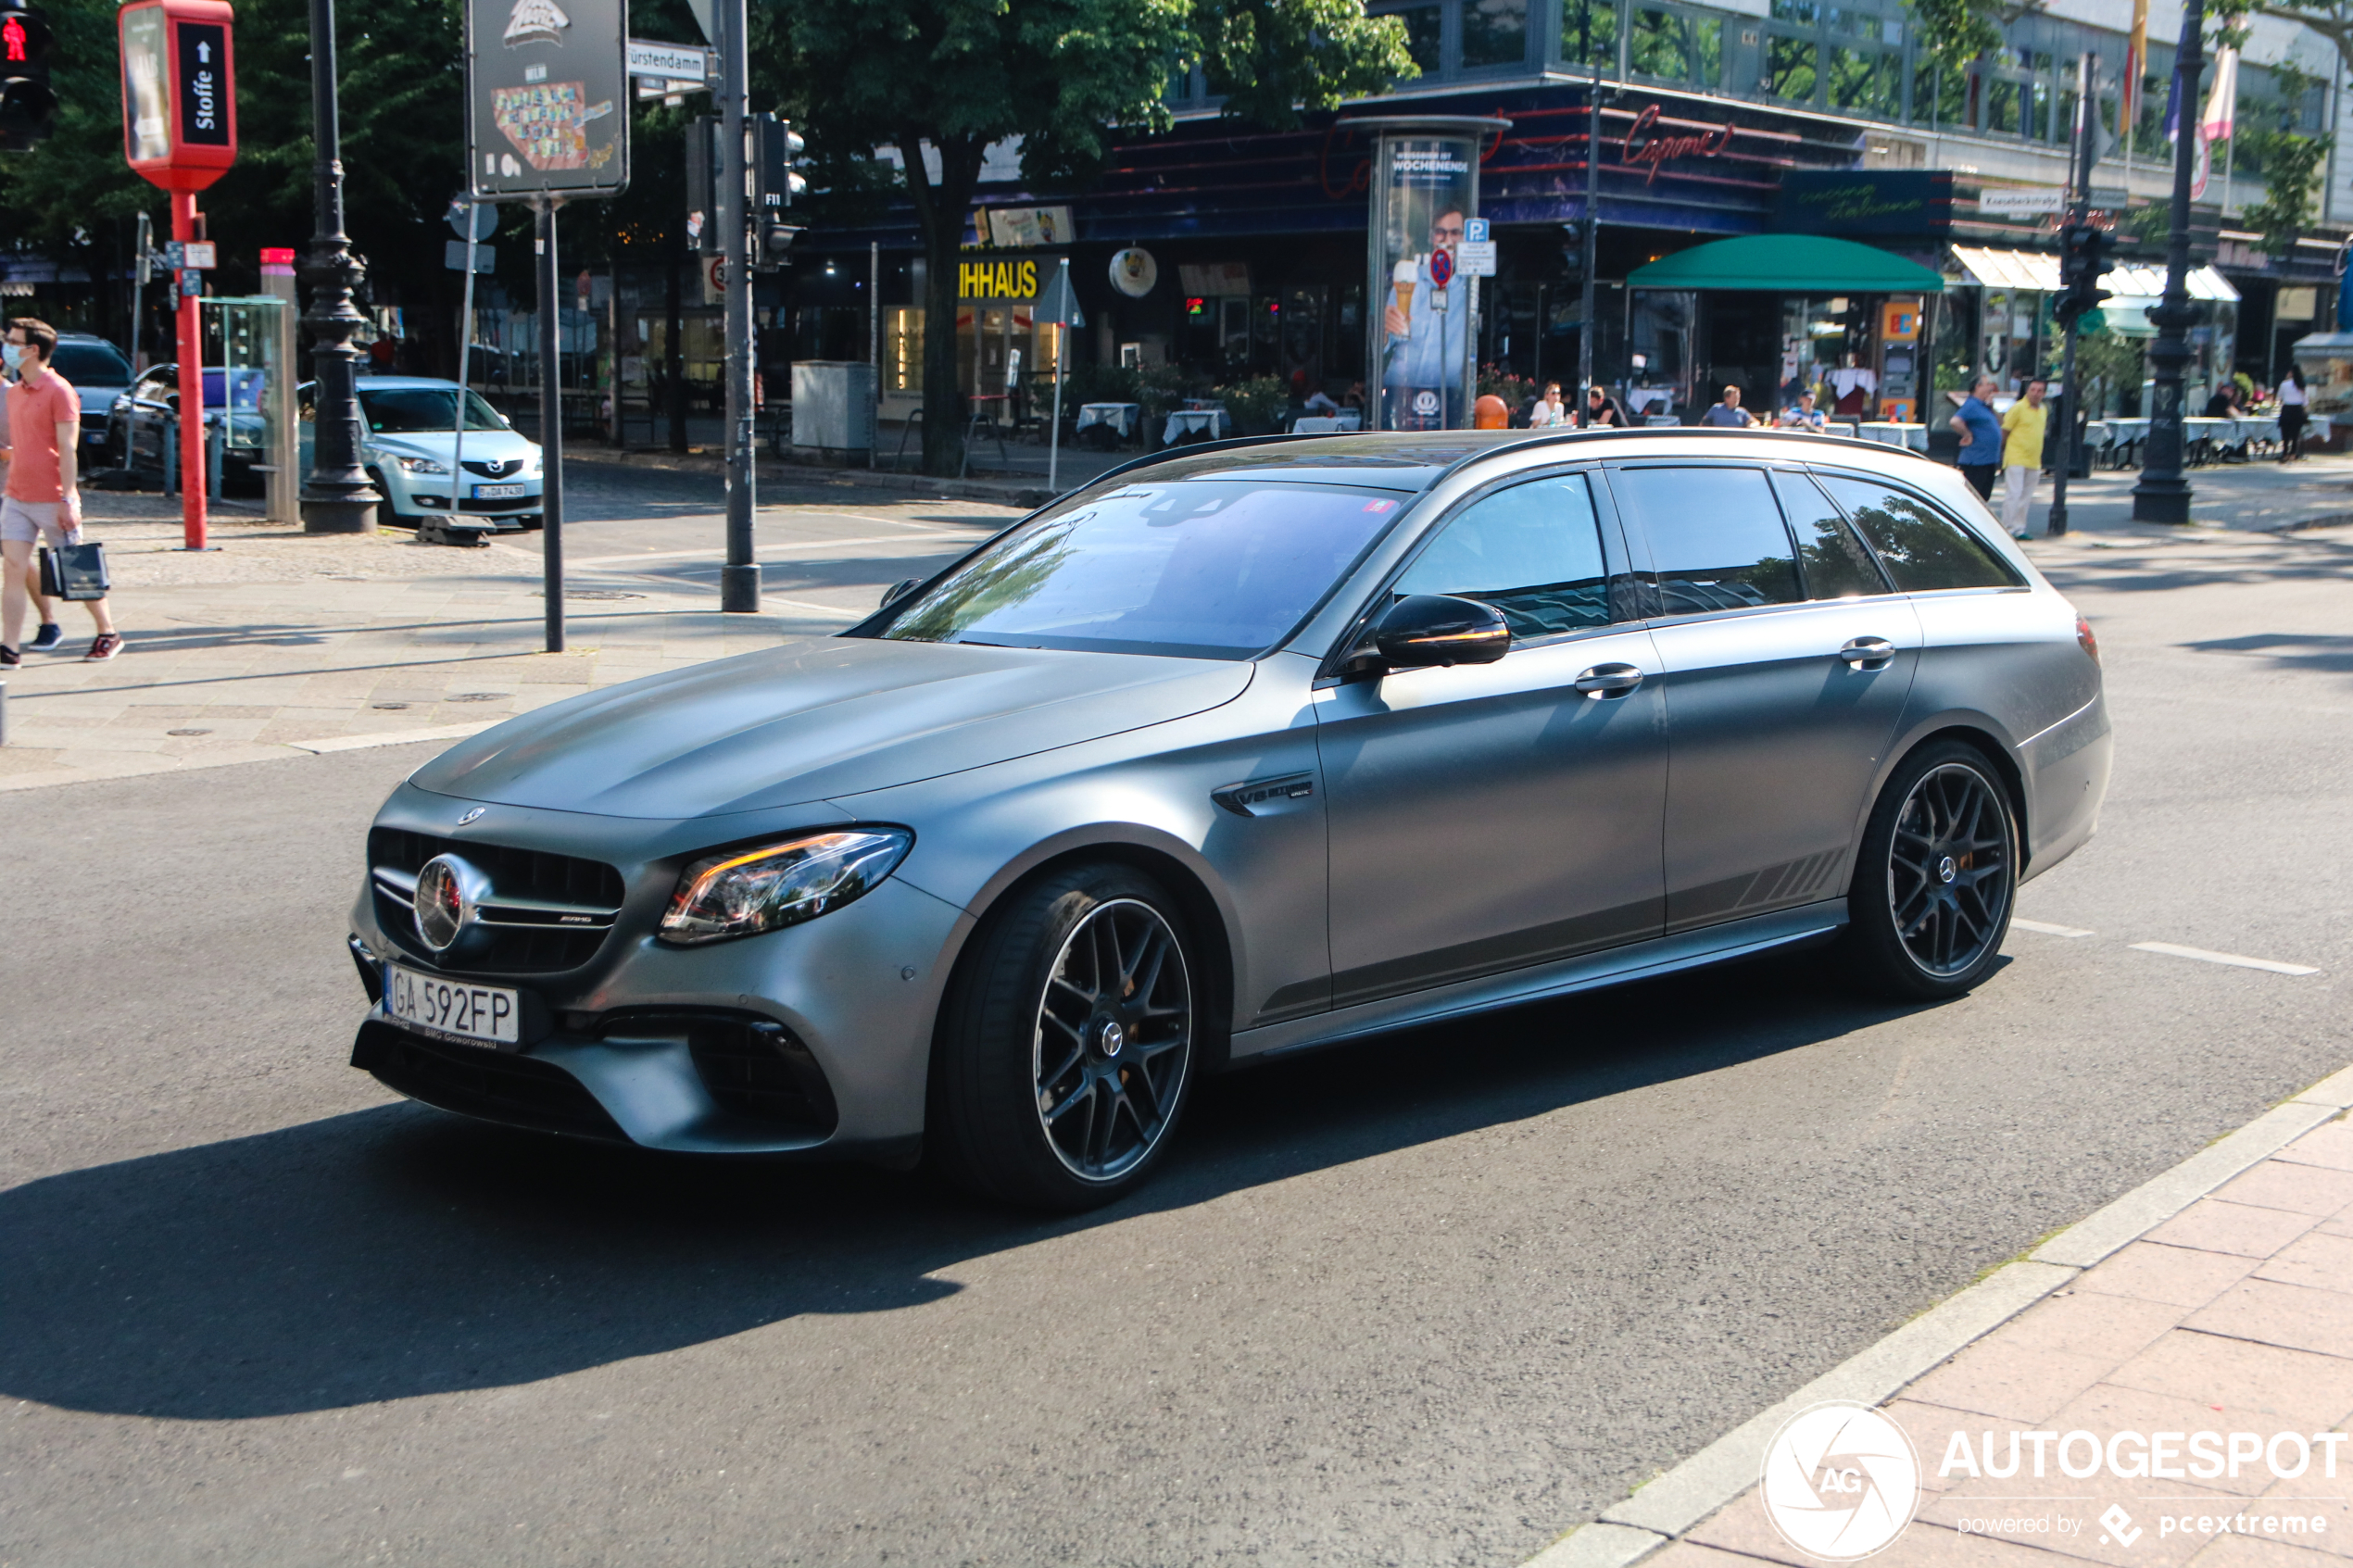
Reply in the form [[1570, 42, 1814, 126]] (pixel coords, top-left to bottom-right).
[[1576, 1104, 2353, 1568]]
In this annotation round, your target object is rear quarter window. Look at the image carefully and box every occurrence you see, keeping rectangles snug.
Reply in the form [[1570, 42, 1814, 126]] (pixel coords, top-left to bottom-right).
[[1813, 473, 2023, 591]]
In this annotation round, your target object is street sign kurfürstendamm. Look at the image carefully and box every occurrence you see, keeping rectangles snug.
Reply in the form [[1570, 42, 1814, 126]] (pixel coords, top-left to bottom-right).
[[465, 0, 629, 200]]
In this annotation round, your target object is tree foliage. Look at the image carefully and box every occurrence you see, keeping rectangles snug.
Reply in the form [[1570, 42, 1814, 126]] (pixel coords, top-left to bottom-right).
[[773, 0, 1414, 475]]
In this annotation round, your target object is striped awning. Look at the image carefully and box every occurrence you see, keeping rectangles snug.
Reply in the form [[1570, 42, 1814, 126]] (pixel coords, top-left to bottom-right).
[[1949, 245, 2240, 303]]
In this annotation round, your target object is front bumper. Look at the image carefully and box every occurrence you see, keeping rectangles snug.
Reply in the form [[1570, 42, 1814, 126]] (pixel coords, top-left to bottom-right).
[[376, 462, 543, 525], [349, 788, 972, 1160]]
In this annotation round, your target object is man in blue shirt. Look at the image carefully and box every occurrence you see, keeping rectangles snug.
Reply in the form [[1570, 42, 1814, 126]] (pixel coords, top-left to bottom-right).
[[1700, 385, 1755, 426], [1950, 375, 2004, 500]]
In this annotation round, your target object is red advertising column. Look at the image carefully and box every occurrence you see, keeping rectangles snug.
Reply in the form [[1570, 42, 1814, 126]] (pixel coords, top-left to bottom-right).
[[118, 0, 236, 551]]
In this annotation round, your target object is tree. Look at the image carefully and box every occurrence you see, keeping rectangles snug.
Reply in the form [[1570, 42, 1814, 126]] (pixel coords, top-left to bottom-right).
[[774, 0, 1414, 477], [2259, 0, 2353, 73]]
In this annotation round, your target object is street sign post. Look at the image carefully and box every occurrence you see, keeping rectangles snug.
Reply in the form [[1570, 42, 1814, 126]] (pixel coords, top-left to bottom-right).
[[465, 0, 629, 649], [119, 0, 236, 551]]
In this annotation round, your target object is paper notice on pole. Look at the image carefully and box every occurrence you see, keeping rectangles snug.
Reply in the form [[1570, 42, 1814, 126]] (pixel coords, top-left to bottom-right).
[[1456, 240, 1499, 276]]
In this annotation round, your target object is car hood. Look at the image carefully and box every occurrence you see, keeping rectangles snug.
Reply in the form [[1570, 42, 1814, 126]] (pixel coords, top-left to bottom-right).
[[79, 384, 128, 417], [409, 637, 1256, 819], [367, 431, 536, 464]]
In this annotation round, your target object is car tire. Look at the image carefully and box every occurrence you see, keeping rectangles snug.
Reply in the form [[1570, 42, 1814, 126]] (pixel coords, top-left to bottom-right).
[[363, 469, 412, 530], [930, 861, 1202, 1211], [1839, 739, 2019, 1001]]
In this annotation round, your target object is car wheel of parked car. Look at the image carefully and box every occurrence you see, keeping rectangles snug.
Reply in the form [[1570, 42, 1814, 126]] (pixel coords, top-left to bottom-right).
[[931, 862, 1200, 1210], [362, 468, 412, 529], [1841, 740, 2018, 1001]]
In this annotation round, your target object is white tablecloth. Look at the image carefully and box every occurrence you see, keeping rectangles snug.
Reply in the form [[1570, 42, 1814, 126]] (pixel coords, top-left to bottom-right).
[[1163, 408, 1231, 444], [1076, 402, 1140, 438]]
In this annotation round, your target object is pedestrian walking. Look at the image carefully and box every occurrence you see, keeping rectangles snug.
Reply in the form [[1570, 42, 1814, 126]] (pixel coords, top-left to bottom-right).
[[2278, 366, 2308, 461], [1950, 374, 2003, 503], [0, 319, 120, 665], [1700, 385, 1754, 426], [2000, 378, 2048, 539]]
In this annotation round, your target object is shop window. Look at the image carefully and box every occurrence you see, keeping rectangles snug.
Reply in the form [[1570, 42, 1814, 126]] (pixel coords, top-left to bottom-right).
[[1765, 31, 1817, 103], [885, 307, 924, 393], [1378, 2, 1444, 75], [1463, 0, 1529, 69], [1828, 45, 1898, 118], [1560, 0, 1618, 71], [1630, 8, 1689, 81]]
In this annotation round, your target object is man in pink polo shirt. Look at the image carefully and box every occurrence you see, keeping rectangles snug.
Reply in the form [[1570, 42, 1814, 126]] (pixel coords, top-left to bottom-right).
[[1, 317, 120, 664]]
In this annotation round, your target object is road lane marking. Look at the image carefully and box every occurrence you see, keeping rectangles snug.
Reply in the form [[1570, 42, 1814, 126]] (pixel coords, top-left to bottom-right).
[[2128, 941, 2320, 976], [2013, 919, 2095, 938]]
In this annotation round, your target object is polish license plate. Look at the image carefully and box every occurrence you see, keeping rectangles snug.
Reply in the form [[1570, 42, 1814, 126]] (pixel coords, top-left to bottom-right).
[[384, 963, 521, 1045], [472, 483, 526, 499]]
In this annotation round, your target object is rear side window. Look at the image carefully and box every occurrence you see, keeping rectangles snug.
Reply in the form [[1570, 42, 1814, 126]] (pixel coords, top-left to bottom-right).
[[1611, 466, 1803, 613], [1393, 474, 1611, 638], [1815, 474, 2021, 591], [1769, 470, 1888, 599]]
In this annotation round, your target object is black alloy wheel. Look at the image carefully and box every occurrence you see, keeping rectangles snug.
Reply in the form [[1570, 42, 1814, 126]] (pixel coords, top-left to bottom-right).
[[931, 862, 1200, 1210], [1841, 740, 2017, 1000]]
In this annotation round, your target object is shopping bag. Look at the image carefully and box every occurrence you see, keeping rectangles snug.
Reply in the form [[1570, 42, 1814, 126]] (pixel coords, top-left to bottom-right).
[[37, 539, 109, 601]]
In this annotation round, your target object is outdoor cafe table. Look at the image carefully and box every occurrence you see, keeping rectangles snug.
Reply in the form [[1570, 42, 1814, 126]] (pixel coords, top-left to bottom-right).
[[1162, 406, 1231, 444], [1076, 402, 1141, 440]]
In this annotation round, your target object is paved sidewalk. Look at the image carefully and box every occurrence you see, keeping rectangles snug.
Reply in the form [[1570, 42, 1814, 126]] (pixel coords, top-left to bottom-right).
[[0, 488, 1010, 793], [1540, 1068, 2353, 1568]]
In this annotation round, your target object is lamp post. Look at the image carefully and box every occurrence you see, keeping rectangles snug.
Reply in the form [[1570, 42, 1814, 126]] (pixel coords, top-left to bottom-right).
[[297, 0, 380, 533], [2132, 0, 2206, 523]]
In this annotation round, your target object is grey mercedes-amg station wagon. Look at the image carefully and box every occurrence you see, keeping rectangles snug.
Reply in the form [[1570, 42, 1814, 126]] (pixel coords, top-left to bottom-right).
[[348, 429, 2110, 1209]]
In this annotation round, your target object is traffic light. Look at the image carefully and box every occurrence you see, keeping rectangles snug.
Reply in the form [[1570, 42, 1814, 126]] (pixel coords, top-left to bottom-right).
[[0, 0, 56, 152], [2055, 220, 2115, 326], [752, 115, 806, 210], [1560, 218, 1586, 277]]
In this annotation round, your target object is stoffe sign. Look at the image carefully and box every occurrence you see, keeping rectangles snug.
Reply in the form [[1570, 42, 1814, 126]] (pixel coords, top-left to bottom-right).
[[466, 0, 629, 200], [118, 0, 236, 191]]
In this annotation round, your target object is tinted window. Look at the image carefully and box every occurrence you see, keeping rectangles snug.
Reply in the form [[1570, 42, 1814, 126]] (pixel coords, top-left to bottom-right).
[[1612, 466, 1803, 612], [1815, 475, 2020, 591], [51, 343, 132, 384], [1769, 470, 1888, 599], [877, 481, 1403, 659], [1392, 474, 1611, 638], [359, 388, 510, 433]]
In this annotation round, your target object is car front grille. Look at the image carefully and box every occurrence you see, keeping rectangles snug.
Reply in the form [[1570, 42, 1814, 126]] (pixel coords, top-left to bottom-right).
[[460, 458, 523, 478], [369, 827, 623, 974], [353, 1020, 626, 1141]]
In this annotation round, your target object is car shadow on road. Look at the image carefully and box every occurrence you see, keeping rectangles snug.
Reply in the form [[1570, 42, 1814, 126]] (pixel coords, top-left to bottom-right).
[[0, 947, 1936, 1424]]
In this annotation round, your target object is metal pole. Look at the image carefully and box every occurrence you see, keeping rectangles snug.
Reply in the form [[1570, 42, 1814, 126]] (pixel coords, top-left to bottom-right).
[[1048, 257, 1068, 493], [2133, 0, 2205, 523], [538, 198, 565, 653], [171, 191, 208, 550], [452, 198, 479, 530], [869, 240, 880, 470], [2049, 53, 2097, 538], [298, 0, 381, 534], [131, 211, 149, 377], [1579, 71, 1600, 421], [717, 0, 758, 613]]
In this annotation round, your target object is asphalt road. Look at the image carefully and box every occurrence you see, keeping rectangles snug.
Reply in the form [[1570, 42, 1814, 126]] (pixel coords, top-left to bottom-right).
[[3, 468, 2349, 1567]]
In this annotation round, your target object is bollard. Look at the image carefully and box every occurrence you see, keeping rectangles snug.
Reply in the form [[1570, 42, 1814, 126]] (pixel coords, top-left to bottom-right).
[[163, 416, 179, 496], [208, 420, 225, 503]]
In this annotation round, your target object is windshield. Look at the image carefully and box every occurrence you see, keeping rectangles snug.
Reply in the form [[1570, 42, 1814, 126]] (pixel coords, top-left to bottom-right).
[[358, 388, 510, 433], [875, 480, 1409, 659], [52, 344, 132, 384]]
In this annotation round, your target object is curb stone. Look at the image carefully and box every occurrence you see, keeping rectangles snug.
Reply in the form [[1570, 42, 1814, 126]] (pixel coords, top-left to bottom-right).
[[1524, 1060, 2353, 1567]]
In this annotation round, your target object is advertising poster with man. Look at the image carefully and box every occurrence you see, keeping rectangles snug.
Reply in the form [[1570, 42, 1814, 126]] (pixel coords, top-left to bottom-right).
[[1376, 136, 1477, 431]]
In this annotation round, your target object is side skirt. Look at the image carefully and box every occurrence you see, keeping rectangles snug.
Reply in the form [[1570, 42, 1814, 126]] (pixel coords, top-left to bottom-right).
[[1227, 899, 1848, 1064]]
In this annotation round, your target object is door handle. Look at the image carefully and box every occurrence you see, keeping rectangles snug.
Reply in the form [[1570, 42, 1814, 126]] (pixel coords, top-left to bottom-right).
[[1573, 662, 1645, 697], [1839, 636, 1896, 669]]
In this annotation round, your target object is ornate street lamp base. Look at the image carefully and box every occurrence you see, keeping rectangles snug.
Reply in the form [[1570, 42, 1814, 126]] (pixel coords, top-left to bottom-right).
[[2130, 481, 2192, 524], [301, 493, 379, 533]]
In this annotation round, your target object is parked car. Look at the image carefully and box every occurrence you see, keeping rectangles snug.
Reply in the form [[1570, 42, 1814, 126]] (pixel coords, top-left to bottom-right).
[[346, 427, 2110, 1210], [107, 362, 278, 494], [49, 334, 134, 467], [346, 375, 543, 534]]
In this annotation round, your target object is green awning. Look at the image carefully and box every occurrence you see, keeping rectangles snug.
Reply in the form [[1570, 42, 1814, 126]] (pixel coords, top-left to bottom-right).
[[1626, 234, 1944, 294]]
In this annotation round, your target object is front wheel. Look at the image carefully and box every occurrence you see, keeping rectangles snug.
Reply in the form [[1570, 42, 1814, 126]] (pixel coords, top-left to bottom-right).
[[930, 863, 1201, 1210], [1839, 741, 2019, 1000]]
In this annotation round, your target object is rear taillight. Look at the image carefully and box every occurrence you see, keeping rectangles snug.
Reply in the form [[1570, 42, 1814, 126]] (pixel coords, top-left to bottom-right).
[[2076, 614, 2100, 666]]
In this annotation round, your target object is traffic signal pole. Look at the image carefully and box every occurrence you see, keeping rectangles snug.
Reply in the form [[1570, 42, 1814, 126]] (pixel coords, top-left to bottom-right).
[[717, 0, 757, 613], [536, 196, 564, 653], [2047, 52, 2098, 539], [170, 189, 208, 548]]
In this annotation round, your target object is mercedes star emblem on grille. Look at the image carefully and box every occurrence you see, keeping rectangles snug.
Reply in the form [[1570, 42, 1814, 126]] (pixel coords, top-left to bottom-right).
[[458, 807, 486, 825], [413, 854, 482, 951]]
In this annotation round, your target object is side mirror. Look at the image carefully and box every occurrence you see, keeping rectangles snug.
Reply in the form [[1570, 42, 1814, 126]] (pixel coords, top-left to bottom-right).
[[1373, 594, 1511, 670], [879, 577, 921, 608]]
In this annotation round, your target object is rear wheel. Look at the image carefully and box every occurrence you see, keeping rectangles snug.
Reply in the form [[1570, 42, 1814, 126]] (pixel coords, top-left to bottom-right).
[[1840, 741, 2018, 1000], [931, 862, 1199, 1210]]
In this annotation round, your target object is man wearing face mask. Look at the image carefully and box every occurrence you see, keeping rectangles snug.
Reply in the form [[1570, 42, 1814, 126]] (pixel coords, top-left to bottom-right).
[[1, 319, 121, 665]]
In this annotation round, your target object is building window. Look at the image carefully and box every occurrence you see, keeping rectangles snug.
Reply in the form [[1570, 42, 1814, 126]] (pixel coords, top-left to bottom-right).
[[1630, 7, 1690, 82], [1560, 0, 1618, 72], [1828, 44, 1898, 117], [1463, 0, 1529, 69], [1380, 2, 1444, 75], [1765, 30, 1817, 103]]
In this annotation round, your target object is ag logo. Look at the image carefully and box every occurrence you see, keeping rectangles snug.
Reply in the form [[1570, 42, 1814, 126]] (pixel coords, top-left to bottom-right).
[[1760, 1401, 1920, 1561]]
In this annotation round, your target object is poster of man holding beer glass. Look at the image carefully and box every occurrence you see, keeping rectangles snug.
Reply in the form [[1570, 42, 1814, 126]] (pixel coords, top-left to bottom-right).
[[1377, 139, 1477, 431]]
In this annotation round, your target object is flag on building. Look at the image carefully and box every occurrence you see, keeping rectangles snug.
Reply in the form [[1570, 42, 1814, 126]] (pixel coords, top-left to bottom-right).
[[2122, 0, 2150, 132], [2200, 45, 2238, 143]]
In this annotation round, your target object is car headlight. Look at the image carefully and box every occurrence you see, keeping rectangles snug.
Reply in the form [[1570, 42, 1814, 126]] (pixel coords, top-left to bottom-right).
[[659, 828, 912, 945], [394, 455, 450, 474]]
